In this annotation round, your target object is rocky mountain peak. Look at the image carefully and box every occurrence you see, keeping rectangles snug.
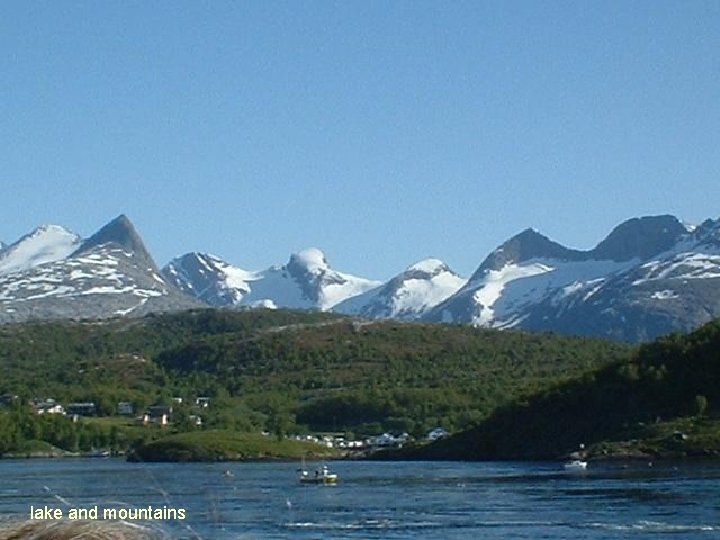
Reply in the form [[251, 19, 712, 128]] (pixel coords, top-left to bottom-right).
[[73, 214, 156, 268], [471, 228, 581, 280], [692, 217, 720, 244], [591, 215, 687, 262]]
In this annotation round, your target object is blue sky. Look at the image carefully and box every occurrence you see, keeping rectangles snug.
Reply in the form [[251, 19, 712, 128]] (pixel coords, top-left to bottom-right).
[[2, 1, 719, 279]]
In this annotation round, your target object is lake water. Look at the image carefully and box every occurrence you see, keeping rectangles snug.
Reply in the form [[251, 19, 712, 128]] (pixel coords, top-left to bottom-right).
[[1, 458, 719, 539]]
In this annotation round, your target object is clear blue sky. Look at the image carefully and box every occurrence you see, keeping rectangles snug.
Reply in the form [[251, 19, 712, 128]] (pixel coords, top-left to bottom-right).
[[2, 1, 719, 279]]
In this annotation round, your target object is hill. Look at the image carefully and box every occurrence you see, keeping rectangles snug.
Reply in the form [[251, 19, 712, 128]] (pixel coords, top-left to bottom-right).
[[0, 309, 630, 454], [410, 318, 720, 460]]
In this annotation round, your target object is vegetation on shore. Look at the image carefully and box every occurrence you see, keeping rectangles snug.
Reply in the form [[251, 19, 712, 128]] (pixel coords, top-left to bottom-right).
[[128, 429, 339, 462], [0, 308, 629, 457], [2, 308, 720, 461], [404, 319, 720, 460]]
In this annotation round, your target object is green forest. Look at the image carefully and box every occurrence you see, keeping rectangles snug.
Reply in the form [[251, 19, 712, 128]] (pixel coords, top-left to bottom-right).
[[411, 319, 720, 460], [0, 308, 630, 456]]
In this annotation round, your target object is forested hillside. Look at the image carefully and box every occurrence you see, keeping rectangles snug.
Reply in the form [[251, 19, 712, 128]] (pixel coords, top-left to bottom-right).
[[412, 319, 720, 460], [0, 309, 630, 454]]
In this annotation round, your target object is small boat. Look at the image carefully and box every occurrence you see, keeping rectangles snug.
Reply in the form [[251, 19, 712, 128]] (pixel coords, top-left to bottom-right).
[[85, 449, 111, 458], [563, 459, 588, 471], [563, 443, 588, 471], [298, 465, 338, 485]]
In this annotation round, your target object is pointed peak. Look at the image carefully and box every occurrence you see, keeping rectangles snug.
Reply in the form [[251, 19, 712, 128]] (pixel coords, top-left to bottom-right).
[[471, 227, 579, 278], [172, 251, 224, 266], [497, 227, 573, 260], [111, 213, 132, 227], [73, 214, 156, 267], [515, 227, 543, 238]]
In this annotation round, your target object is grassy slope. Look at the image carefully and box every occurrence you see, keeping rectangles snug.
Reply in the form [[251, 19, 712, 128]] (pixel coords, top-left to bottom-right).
[[129, 430, 339, 462]]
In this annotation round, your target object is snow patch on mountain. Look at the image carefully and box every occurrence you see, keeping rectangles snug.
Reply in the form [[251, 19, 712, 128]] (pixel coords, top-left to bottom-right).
[[0, 225, 81, 275], [0, 247, 165, 305], [468, 262, 551, 325], [627, 225, 720, 286], [434, 257, 638, 327], [162, 248, 381, 311], [291, 247, 328, 272], [0, 215, 201, 323], [335, 258, 466, 319], [651, 289, 678, 300]]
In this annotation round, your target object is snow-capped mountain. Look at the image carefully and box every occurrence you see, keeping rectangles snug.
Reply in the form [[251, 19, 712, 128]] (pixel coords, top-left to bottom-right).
[[0, 225, 82, 275], [513, 217, 720, 341], [334, 258, 466, 319], [425, 215, 720, 341], [3, 212, 720, 342], [162, 247, 381, 311], [0, 215, 201, 323]]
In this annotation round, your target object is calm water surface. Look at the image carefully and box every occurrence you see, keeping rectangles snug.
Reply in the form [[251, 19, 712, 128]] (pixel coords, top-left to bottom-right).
[[1, 458, 719, 539]]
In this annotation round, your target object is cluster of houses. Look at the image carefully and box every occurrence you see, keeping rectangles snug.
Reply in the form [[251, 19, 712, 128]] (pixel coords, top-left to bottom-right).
[[14, 396, 211, 428], [4, 394, 450, 445], [287, 427, 450, 451], [135, 397, 208, 427], [28, 398, 97, 418]]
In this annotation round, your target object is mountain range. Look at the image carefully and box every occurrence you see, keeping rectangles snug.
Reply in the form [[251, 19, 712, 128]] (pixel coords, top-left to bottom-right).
[[2, 213, 719, 341], [0, 216, 202, 323]]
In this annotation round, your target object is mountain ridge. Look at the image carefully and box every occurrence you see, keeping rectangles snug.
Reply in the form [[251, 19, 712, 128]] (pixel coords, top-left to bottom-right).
[[0, 214, 201, 323], [2, 213, 719, 342]]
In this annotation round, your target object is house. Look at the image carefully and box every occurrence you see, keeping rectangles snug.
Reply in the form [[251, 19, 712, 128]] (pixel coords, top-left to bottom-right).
[[373, 433, 396, 448], [136, 413, 169, 426], [66, 402, 97, 416], [117, 402, 134, 415], [171, 397, 183, 405], [195, 397, 210, 408], [426, 427, 449, 441], [188, 415, 202, 427], [38, 404, 65, 415], [141, 405, 173, 426], [147, 405, 173, 417], [32, 399, 65, 415], [0, 394, 19, 406]]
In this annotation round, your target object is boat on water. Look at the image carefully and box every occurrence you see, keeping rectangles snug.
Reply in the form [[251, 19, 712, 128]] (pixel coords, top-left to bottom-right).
[[298, 465, 338, 485], [563, 459, 588, 471], [563, 443, 588, 471], [85, 449, 111, 458]]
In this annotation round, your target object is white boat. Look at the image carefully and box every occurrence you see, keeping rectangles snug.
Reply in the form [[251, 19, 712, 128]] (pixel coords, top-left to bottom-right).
[[563, 443, 588, 471], [298, 464, 338, 485], [563, 459, 588, 471]]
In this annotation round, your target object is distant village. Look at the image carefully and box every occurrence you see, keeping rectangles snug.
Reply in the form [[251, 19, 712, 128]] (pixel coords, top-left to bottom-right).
[[2, 394, 450, 451], [1, 394, 210, 428], [286, 426, 450, 451]]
